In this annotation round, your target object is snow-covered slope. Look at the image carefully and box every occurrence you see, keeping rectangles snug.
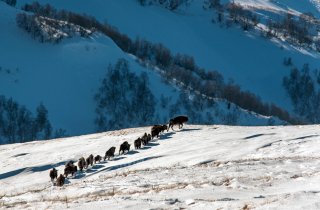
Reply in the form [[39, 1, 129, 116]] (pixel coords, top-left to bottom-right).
[[16, 0, 320, 112], [1, 124, 320, 209]]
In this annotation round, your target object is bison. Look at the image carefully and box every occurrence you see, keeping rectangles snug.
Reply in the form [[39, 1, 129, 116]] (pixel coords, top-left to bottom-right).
[[65, 160, 74, 168], [56, 174, 65, 187], [94, 155, 102, 164], [161, 124, 168, 132], [151, 125, 163, 139], [78, 157, 86, 172], [104, 146, 116, 161], [64, 163, 77, 177], [168, 116, 188, 131], [85, 154, 94, 168], [141, 133, 149, 145], [49, 168, 58, 181], [134, 137, 142, 149], [119, 141, 130, 155]]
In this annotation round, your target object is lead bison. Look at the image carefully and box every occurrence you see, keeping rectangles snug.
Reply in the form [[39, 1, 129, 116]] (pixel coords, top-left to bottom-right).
[[104, 146, 116, 161], [168, 116, 188, 131], [119, 141, 130, 155]]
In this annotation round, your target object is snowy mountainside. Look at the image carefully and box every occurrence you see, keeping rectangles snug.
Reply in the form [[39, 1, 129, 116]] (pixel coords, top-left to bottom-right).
[[0, 1, 282, 141], [1, 124, 320, 209], [17, 0, 320, 116]]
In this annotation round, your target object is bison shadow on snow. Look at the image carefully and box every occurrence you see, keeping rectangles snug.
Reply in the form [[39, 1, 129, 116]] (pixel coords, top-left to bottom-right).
[[157, 132, 174, 140], [92, 164, 104, 169], [85, 168, 98, 174], [85, 155, 163, 178], [140, 142, 160, 150], [72, 172, 86, 179], [126, 150, 139, 155], [112, 156, 127, 161], [178, 128, 201, 132]]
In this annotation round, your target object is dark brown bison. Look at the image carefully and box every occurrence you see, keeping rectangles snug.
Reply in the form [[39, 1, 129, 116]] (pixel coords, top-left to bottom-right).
[[104, 146, 116, 161], [85, 154, 94, 168], [119, 141, 130, 155], [56, 174, 65, 187], [134, 137, 142, 149], [78, 157, 86, 172], [141, 133, 149, 145], [147, 134, 151, 142], [94, 155, 102, 164], [161, 124, 168, 132], [168, 116, 188, 131], [64, 163, 77, 177], [151, 125, 162, 139], [49, 168, 58, 181], [65, 160, 74, 168]]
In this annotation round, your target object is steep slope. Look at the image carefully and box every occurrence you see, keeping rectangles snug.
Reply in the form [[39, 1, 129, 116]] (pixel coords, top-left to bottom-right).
[[1, 125, 320, 209], [0, 1, 282, 139], [16, 0, 320, 113], [0, 1, 177, 135]]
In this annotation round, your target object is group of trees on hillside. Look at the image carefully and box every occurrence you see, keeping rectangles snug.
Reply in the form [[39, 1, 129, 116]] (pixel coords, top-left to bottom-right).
[[0, 96, 53, 144], [137, 0, 188, 10], [265, 13, 316, 48], [283, 64, 320, 123], [205, 0, 318, 50], [94, 59, 254, 130], [94, 59, 156, 131], [20, 2, 300, 124], [16, 11, 93, 43], [1, 0, 16, 7], [205, 0, 260, 31]]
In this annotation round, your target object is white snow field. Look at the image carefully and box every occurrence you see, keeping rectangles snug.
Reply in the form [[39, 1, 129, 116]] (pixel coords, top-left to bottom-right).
[[1, 124, 320, 209]]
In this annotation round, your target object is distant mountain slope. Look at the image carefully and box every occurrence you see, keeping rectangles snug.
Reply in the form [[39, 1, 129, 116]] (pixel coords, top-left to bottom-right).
[[0, 1, 178, 136], [0, 1, 283, 141], [16, 0, 320, 113]]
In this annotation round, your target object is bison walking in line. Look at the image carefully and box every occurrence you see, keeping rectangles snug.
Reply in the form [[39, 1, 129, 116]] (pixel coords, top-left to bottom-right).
[[49, 168, 58, 181], [160, 124, 168, 132], [94, 155, 102, 164], [119, 141, 130, 155], [141, 133, 149, 145], [168, 116, 188, 131], [134, 137, 142, 149], [85, 154, 94, 168], [78, 157, 86, 172], [104, 147, 116, 161], [56, 174, 65, 187], [151, 125, 162, 139], [64, 162, 77, 177]]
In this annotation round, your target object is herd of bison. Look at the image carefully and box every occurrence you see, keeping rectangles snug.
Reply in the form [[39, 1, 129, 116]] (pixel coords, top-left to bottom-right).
[[49, 116, 188, 187]]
